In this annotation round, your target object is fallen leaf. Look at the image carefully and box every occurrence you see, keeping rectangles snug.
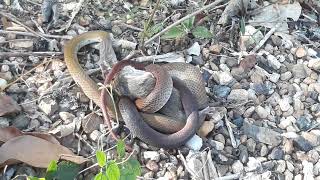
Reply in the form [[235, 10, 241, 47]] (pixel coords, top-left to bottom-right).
[[0, 127, 60, 144], [249, 2, 302, 32], [49, 118, 81, 138], [0, 95, 21, 116], [0, 135, 88, 168]]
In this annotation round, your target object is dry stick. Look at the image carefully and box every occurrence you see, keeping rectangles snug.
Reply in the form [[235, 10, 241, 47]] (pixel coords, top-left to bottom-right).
[[201, 151, 210, 180], [118, 22, 143, 32], [0, 51, 63, 58], [145, 0, 228, 44], [3, 59, 53, 90], [64, 0, 85, 31], [250, 23, 281, 53], [0, 11, 50, 41], [0, 30, 73, 39]]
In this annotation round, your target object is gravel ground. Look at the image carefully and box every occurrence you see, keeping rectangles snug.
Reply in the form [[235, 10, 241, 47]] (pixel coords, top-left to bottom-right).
[[1, 0, 320, 179]]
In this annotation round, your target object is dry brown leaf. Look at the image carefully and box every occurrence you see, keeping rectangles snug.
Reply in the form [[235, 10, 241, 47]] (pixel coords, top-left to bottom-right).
[[0, 135, 88, 168], [0, 127, 60, 144], [0, 127, 22, 143], [0, 95, 21, 116]]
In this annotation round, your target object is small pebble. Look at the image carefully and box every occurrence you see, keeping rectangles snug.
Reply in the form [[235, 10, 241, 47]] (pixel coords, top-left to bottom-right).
[[227, 89, 249, 104], [144, 151, 161, 162], [197, 120, 214, 137], [295, 47, 307, 58], [279, 97, 291, 112], [255, 105, 269, 119], [146, 160, 159, 172], [268, 147, 284, 160], [232, 160, 244, 174]]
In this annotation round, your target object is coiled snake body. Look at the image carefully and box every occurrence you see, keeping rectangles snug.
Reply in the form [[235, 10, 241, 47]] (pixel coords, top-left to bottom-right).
[[64, 31, 208, 148]]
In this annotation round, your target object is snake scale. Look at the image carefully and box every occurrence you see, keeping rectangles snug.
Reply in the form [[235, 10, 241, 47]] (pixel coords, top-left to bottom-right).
[[64, 31, 209, 148]]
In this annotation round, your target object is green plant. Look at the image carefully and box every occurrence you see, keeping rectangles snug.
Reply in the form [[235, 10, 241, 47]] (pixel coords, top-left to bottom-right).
[[162, 16, 213, 39], [28, 160, 80, 180], [27, 139, 141, 180], [94, 139, 141, 180]]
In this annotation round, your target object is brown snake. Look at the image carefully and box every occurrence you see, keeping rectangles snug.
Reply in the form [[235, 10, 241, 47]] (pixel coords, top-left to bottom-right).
[[64, 31, 209, 147]]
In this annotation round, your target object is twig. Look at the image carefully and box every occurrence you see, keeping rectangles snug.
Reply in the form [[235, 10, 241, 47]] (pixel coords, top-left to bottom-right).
[[224, 115, 238, 148], [0, 30, 73, 39], [178, 150, 201, 179], [0, 51, 63, 58], [216, 173, 241, 180], [250, 23, 281, 53], [207, 149, 219, 179], [117, 22, 143, 32], [56, 0, 86, 32], [3, 59, 53, 90], [141, 0, 161, 46], [0, 62, 34, 67], [26, 0, 41, 6], [0, 11, 49, 41], [201, 151, 210, 180], [145, 0, 227, 44]]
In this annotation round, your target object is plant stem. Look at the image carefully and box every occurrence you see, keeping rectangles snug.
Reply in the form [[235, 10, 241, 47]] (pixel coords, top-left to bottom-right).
[[145, 0, 228, 44], [141, 0, 161, 47]]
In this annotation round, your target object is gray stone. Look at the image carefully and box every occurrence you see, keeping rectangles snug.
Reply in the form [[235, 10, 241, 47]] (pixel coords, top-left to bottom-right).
[[242, 121, 282, 146], [244, 106, 255, 118], [239, 145, 249, 163], [286, 161, 295, 172], [255, 105, 269, 119], [232, 160, 244, 174], [146, 160, 159, 172], [212, 71, 235, 86], [214, 134, 226, 145], [0, 117, 10, 128], [307, 150, 319, 164], [267, 54, 281, 70], [227, 89, 249, 104], [269, 73, 280, 83], [293, 136, 313, 152], [208, 139, 224, 151], [275, 160, 286, 173], [268, 147, 284, 160], [144, 151, 160, 162], [187, 42, 201, 56], [59, 112, 75, 123], [291, 64, 307, 79], [12, 114, 30, 129], [284, 170, 294, 180], [260, 144, 269, 157], [280, 71, 292, 81], [38, 98, 58, 116], [246, 138, 256, 153], [279, 97, 291, 112]]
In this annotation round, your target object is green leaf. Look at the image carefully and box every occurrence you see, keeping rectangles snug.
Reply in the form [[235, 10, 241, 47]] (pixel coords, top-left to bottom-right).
[[162, 26, 186, 39], [120, 174, 136, 180], [191, 26, 213, 39], [45, 160, 58, 180], [119, 158, 141, 180], [27, 177, 40, 180], [106, 161, 120, 180], [127, 158, 141, 176], [147, 23, 163, 37], [116, 140, 125, 159], [96, 150, 107, 167], [94, 172, 108, 180], [56, 161, 80, 180], [182, 16, 195, 30]]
